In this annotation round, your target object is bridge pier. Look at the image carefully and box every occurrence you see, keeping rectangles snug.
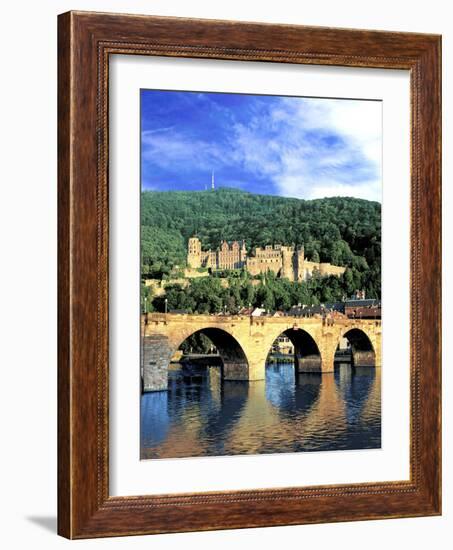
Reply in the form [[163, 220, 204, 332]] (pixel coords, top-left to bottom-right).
[[223, 360, 249, 381], [142, 334, 172, 392], [374, 344, 382, 367], [295, 343, 336, 373], [295, 354, 323, 373], [246, 357, 266, 381], [352, 350, 376, 367]]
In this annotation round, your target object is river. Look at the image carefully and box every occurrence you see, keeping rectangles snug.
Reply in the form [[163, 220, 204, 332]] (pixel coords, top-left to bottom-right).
[[140, 362, 381, 459]]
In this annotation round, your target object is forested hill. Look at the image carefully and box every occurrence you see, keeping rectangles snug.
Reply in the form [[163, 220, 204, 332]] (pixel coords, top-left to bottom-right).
[[141, 187, 381, 294]]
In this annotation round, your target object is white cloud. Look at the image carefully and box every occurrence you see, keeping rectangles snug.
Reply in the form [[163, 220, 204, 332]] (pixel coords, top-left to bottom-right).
[[142, 129, 229, 171], [231, 97, 382, 201]]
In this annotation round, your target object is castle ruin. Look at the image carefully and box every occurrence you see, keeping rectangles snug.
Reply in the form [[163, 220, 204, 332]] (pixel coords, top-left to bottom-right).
[[187, 237, 345, 282]]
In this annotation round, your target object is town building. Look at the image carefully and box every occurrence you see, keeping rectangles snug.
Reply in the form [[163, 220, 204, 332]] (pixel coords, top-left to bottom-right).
[[272, 335, 294, 355], [187, 236, 346, 281], [344, 298, 381, 319]]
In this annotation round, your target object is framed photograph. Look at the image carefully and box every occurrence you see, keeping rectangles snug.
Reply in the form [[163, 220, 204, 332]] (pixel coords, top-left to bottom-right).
[[58, 11, 441, 538]]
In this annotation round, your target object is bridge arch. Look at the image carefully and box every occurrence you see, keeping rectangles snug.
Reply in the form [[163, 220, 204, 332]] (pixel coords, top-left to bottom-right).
[[174, 327, 250, 381], [267, 328, 323, 373], [142, 324, 253, 392], [336, 328, 376, 368]]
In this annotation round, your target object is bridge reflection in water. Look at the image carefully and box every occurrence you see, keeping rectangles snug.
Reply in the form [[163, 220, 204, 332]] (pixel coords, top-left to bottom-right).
[[140, 363, 381, 459]]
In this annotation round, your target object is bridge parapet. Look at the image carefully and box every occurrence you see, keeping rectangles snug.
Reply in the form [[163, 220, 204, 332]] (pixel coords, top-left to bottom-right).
[[143, 313, 381, 327]]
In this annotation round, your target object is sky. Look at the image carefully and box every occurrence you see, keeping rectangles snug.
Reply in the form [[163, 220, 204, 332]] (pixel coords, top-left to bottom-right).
[[141, 89, 382, 202]]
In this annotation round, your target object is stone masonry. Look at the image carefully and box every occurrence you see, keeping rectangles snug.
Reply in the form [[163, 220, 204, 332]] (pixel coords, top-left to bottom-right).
[[142, 313, 381, 391]]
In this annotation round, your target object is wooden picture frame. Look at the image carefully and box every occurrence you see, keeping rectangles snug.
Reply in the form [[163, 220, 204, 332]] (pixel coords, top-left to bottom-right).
[[58, 10, 441, 539]]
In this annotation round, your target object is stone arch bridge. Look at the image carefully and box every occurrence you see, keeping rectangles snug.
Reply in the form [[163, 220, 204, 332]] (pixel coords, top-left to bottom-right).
[[142, 313, 381, 392]]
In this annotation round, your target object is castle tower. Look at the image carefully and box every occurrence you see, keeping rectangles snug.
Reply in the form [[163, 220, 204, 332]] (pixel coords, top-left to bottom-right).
[[240, 240, 247, 266], [231, 241, 240, 269], [296, 245, 305, 281], [281, 246, 295, 281], [187, 237, 202, 268]]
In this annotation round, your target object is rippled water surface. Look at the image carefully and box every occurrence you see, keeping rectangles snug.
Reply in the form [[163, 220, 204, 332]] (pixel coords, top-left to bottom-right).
[[141, 363, 381, 459]]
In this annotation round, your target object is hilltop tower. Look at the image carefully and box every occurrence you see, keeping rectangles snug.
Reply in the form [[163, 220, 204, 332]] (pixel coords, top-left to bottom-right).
[[211, 171, 215, 190], [187, 237, 202, 268]]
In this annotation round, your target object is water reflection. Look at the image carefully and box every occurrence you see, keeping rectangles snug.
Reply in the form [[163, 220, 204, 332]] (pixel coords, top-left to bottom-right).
[[141, 362, 381, 459]]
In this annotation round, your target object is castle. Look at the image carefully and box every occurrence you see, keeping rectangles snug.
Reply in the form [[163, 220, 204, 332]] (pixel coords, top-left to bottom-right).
[[187, 237, 346, 282]]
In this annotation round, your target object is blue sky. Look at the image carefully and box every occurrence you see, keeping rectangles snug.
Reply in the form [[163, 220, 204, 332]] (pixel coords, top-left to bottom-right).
[[141, 89, 382, 202]]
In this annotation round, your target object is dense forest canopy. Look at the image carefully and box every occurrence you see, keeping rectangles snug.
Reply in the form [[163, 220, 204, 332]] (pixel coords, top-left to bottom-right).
[[141, 188, 381, 310]]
